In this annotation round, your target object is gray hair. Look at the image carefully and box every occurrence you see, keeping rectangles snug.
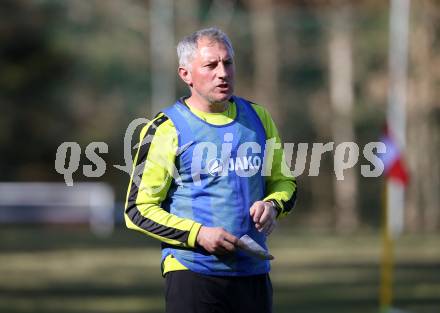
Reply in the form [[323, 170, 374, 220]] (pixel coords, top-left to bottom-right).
[[177, 27, 234, 69]]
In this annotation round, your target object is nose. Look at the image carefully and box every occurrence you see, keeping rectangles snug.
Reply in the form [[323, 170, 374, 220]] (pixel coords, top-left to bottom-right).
[[216, 62, 228, 79]]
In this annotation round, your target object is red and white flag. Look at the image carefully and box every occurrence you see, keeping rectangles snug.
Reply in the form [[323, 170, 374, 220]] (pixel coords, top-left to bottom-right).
[[380, 126, 409, 186]]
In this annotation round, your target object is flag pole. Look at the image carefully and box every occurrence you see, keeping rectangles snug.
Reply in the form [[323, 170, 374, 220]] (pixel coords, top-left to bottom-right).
[[380, 0, 411, 311], [379, 182, 394, 312]]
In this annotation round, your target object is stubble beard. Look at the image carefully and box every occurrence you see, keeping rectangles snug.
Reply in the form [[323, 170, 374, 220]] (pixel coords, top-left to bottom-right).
[[192, 87, 233, 111]]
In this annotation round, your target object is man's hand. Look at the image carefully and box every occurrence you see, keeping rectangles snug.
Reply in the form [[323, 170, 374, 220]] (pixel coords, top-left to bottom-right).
[[196, 226, 238, 255], [249, 201, 277, 235]]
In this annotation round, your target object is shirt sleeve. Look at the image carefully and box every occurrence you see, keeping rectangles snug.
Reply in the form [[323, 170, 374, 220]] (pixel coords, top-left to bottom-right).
[[124, 113, 202, 247], [251, 103, 298, 218]]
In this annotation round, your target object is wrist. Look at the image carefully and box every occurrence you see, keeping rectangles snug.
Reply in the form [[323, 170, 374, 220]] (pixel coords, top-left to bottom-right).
[[191, 223, 203, 248], [266, 200, 281, 218]]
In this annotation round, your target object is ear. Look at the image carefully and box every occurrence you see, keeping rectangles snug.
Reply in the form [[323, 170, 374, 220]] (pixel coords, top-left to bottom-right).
[[178, 66, 192, 87]]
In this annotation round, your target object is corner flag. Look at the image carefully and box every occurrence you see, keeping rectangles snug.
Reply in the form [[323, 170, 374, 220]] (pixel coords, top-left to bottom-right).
[[380, 126, 409, 186]]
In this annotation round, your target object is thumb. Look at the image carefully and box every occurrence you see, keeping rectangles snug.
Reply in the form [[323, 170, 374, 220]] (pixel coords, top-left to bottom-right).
[[249, 203, 256, 217]]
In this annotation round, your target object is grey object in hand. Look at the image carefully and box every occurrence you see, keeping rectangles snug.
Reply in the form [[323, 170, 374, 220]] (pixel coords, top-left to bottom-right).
[[237, 235, 274, 260]]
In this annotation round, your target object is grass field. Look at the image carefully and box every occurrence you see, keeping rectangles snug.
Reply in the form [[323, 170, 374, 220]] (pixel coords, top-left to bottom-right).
[[0, 226, 439, 313]]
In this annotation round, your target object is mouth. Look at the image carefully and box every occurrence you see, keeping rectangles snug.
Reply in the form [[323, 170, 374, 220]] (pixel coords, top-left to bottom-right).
[[216, 83, 230, 90]]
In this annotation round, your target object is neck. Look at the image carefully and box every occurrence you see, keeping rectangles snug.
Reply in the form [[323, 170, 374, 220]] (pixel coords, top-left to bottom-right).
[[186, 95, 230, 113]]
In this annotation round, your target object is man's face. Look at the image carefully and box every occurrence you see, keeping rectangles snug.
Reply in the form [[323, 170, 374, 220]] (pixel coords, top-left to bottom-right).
[[184, 37, 235, 106]]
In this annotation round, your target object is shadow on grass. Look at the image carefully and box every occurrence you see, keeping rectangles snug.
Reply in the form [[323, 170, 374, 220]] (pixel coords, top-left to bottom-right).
[[1, 227, 439, 313]]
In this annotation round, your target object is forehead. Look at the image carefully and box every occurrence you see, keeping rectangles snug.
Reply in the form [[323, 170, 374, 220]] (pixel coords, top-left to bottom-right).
[[195, 37, 232, 60]]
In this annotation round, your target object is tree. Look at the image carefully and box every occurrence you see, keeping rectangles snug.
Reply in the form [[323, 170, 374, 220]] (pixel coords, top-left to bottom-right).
[[327, 4, 359, 231], [406, 0, 440, 232], [246, 0, 281, 124]]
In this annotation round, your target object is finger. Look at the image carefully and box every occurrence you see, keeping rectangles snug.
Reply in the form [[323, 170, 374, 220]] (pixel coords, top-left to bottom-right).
[[259, 220, 272, 234], [259, 206, 272, 225], [255, 222, 264, 232], [264, 221, 276, 236], [252, 205, 264, 223], [214, 245, 229, 255], [223, 232, 238, 246], [262, 214, 277, 234], [221, 239, 236, 252], [249, 203, 256, 217]]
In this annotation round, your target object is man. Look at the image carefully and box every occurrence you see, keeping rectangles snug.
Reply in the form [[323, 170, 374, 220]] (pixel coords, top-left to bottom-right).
[[125, 27, 297, 313]]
